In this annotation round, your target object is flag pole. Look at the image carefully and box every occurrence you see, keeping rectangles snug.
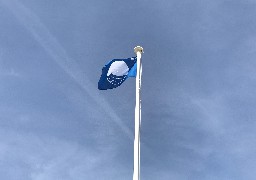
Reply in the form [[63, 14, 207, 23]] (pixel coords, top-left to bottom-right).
[[133, 46, 143, 180]]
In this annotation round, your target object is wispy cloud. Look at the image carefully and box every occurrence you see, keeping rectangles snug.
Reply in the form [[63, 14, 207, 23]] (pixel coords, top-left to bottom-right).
[[0, 51, 20, 78], [0, 68, 21, 77], [0, 127, 129, 180], [0, 0, 133, 140]]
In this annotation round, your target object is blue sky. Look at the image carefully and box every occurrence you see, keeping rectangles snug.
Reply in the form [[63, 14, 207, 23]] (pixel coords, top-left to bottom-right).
[[1, 0, 256, 179]]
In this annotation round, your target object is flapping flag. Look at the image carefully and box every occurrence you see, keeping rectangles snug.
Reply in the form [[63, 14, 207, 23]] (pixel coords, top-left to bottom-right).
[[98, 57, 137, 90]]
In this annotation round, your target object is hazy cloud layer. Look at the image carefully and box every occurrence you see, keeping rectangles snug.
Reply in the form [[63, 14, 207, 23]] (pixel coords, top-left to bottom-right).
[[1, 0, 256, 179]]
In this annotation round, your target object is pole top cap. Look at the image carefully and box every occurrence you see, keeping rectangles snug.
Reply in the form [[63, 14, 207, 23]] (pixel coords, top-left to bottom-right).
[[134, 46, 144, 54]]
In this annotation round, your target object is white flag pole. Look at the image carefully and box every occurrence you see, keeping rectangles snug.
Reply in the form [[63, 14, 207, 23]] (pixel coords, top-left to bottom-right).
[[133, 46, 143, 180]]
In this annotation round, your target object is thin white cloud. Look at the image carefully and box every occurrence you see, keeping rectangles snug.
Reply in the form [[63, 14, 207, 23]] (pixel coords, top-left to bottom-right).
[[0, 51, 21, 78], [0, 127, 127, 180], [0, 0, 133, 140], [0, 68, 21, 77]]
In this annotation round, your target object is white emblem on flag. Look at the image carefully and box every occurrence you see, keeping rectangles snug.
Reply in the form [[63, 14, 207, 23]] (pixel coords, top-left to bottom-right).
[[107, 61, 129, 86], [107, 61, 129, 76]]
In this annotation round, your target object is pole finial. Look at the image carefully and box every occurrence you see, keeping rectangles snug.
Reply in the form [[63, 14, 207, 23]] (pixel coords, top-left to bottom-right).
[[134, 46, 144, 54]]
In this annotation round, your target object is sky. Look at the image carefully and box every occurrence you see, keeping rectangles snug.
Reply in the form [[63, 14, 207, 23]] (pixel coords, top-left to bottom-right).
[[1, 0, 256, 179]]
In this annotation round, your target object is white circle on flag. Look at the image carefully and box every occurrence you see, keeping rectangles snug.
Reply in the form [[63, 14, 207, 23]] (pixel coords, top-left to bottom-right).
[[107, 61, 129, 76]]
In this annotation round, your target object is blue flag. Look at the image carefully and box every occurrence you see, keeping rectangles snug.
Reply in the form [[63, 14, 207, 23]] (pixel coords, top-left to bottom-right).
[[98, 57, 137, 90]]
